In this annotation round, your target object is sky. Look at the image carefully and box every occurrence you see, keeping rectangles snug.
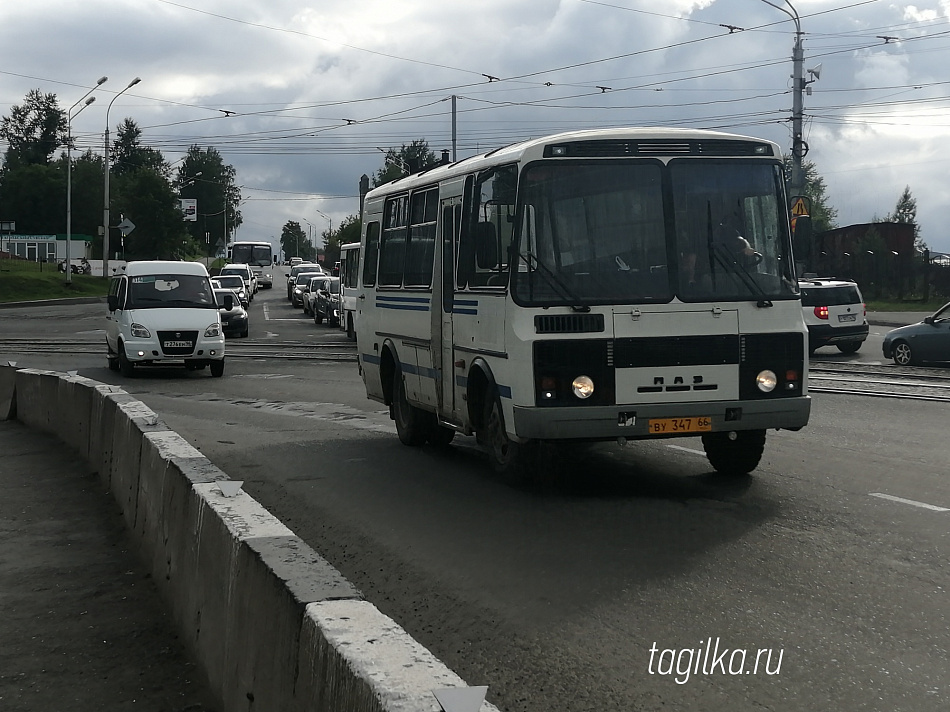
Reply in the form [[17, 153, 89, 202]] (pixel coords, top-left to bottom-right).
[[2, 0, 950, 256]]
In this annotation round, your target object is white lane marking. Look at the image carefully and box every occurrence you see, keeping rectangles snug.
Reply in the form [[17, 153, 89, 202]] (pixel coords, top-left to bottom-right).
[[869, 493, 949, 512], [263, 303, 270, 321], [666, 444, 706, 456]]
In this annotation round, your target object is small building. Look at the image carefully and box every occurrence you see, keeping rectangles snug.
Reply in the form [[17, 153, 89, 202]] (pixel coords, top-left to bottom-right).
[[1, 234, 93, 262]]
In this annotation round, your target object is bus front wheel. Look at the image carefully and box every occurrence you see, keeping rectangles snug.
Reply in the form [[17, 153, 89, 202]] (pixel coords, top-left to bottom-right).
[[391, 365, 427, 446], [701, 429, 766, 476], [481, 391, 533, 477]]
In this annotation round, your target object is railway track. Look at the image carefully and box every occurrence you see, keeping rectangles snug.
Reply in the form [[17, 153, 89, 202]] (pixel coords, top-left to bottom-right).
[[2, 338, 947, 400]]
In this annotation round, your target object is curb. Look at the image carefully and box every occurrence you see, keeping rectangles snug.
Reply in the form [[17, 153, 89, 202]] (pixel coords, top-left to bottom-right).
[[2, 365, 497, 712], [0, 296, 106, 309]]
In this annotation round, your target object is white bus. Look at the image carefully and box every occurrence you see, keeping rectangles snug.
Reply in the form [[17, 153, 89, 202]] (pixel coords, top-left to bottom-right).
[[228, 240, 274, 288], [339, 242, 361, 340], [354, 127, 810, 477]]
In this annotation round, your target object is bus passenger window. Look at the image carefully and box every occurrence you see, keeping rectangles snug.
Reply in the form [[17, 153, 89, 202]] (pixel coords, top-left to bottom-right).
[[362, 222, 380, 287], [379, 196, 408, 286]]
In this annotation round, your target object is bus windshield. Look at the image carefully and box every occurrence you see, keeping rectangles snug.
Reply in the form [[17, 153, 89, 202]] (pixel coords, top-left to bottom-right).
[[512, 160, 797, 306], [231, 243, 272, 267]]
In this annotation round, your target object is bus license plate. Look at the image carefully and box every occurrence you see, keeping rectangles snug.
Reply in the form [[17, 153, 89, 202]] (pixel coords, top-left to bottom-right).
[[838, 314, 856, 322], [648, 416, 712, 434], [164, 340, 192, 348]]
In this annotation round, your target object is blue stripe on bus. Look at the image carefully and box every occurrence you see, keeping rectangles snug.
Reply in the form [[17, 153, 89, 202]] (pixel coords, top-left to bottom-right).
[[377, 295, 430, 303], [452, 298, 478, 315], [377, 303, 430, 311], [362, 353, 381, 365], [399, 361, 439, 380]]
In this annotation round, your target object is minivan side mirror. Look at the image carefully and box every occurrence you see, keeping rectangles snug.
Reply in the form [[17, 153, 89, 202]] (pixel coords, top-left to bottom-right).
[[107, 294, 119, 312], [224, 294, 234, 310]]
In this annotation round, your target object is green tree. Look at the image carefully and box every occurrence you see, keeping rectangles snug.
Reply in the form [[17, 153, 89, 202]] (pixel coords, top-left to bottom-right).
[[175, 146, 242, 256], [0, 163, 63, 233], [67, 151, 105, 246], [112, 168, 191, 260], [884, 185, 925, 251], [280, 221, 308, 261], [372, 139, 440, 187], [0, 89, 66, 168], [323, 214, 361, 267], [111, 119, 169, 178], [783, 157, 837, 235]]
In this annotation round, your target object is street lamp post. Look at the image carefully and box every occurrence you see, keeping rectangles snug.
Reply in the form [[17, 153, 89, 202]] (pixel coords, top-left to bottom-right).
[[103, 77, 141, 278], [66, 76, 108, 284], [314, 209, 332, 260]]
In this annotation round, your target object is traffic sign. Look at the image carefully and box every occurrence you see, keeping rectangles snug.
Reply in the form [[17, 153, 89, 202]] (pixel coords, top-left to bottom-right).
[[117, 217, 136, 235], [790, 196, 810, 217]]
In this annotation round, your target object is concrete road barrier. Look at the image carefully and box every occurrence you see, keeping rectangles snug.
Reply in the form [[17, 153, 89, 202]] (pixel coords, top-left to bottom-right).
[[8, 367, 499, 712], [0, 362, 16, 420]]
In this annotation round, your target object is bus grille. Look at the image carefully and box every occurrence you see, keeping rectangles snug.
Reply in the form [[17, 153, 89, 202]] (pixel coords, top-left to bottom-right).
[[535, 314, 605, 334], [614, 335, 739, 368]]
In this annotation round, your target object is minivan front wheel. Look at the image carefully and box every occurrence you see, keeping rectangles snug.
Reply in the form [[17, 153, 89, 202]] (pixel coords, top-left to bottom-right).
[[118, 345, 135, 378], [210, 359, 225, 378]]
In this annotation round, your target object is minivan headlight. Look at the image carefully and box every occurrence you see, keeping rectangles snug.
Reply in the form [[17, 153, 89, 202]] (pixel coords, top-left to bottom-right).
[[130, 323, 151, 338], [205, 323, 222, 338]]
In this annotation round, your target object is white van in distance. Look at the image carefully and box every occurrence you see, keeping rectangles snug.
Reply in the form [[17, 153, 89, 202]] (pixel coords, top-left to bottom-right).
[[106, 261, 228, 377]]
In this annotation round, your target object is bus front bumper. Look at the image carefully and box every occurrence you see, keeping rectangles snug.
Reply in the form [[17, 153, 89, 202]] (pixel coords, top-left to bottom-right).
[[510, 396, 811, 441]]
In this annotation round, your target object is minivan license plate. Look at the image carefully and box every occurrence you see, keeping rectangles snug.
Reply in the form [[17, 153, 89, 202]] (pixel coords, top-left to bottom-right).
[[838, 314, 857, 322], [164, 340, 192, 348]]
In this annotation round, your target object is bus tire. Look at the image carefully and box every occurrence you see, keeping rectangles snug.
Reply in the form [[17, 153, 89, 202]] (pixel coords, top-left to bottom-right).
[[391, 364, 427, 446], [701, 429, 765, 476], [482, 390, 532, 477]]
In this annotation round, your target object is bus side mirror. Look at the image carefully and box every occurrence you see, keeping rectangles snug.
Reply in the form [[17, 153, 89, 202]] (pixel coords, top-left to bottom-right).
[[107, 294, 119, 312], [792, 215, 813, 263]]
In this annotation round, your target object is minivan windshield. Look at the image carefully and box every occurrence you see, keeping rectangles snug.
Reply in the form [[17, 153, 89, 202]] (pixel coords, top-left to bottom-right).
[[127, 274, 216, 309]]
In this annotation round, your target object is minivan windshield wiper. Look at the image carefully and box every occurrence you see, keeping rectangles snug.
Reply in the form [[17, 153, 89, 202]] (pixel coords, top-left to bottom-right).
[[517, 250, 590, 312]]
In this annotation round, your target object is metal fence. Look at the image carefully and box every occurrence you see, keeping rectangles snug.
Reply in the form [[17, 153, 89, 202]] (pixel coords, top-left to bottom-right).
[[809, 250, 950, 303]]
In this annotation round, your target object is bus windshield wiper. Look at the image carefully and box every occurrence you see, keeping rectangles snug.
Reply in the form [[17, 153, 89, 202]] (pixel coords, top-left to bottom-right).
[[711, 244, 773, 308], [518, 251, 590, 312]]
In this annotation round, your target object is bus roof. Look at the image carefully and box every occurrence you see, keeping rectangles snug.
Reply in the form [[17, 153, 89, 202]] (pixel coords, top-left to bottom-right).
[[364, 126, 780, 202]]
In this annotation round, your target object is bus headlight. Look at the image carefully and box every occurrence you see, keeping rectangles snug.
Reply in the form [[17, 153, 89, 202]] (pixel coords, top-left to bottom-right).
[[204, 323, 222, 338], [130, 323, 151, 338], [756, 370, 777, 393], [572, 375, 595, 399]]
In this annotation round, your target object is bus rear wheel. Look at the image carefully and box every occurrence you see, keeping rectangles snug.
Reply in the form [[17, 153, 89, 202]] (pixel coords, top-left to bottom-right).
[[391, 364, 427, 446], [701, 429, 766, 476]]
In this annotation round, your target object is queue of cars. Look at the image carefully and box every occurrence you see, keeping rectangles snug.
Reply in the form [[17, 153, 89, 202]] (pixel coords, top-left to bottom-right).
[[285, 264, 344, 330]]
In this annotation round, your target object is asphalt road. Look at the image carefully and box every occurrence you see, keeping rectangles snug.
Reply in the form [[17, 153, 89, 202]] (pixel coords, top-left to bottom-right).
[[1, 284, 947, 712]]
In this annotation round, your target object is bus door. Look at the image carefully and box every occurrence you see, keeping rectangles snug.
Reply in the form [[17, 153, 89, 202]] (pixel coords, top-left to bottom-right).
[[435, 185, 464, 422]]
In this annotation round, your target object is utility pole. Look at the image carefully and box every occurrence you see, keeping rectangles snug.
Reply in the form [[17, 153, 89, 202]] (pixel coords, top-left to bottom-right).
[[761, 1, 818, 200]]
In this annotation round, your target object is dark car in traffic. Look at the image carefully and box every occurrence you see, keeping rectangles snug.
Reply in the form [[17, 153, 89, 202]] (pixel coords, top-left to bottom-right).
[[882, 302, 950, 365], [215, 288, 249, 338]]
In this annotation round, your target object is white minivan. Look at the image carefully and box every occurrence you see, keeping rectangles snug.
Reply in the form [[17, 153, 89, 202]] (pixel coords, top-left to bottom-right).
[[106, 261, 228, 377]]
